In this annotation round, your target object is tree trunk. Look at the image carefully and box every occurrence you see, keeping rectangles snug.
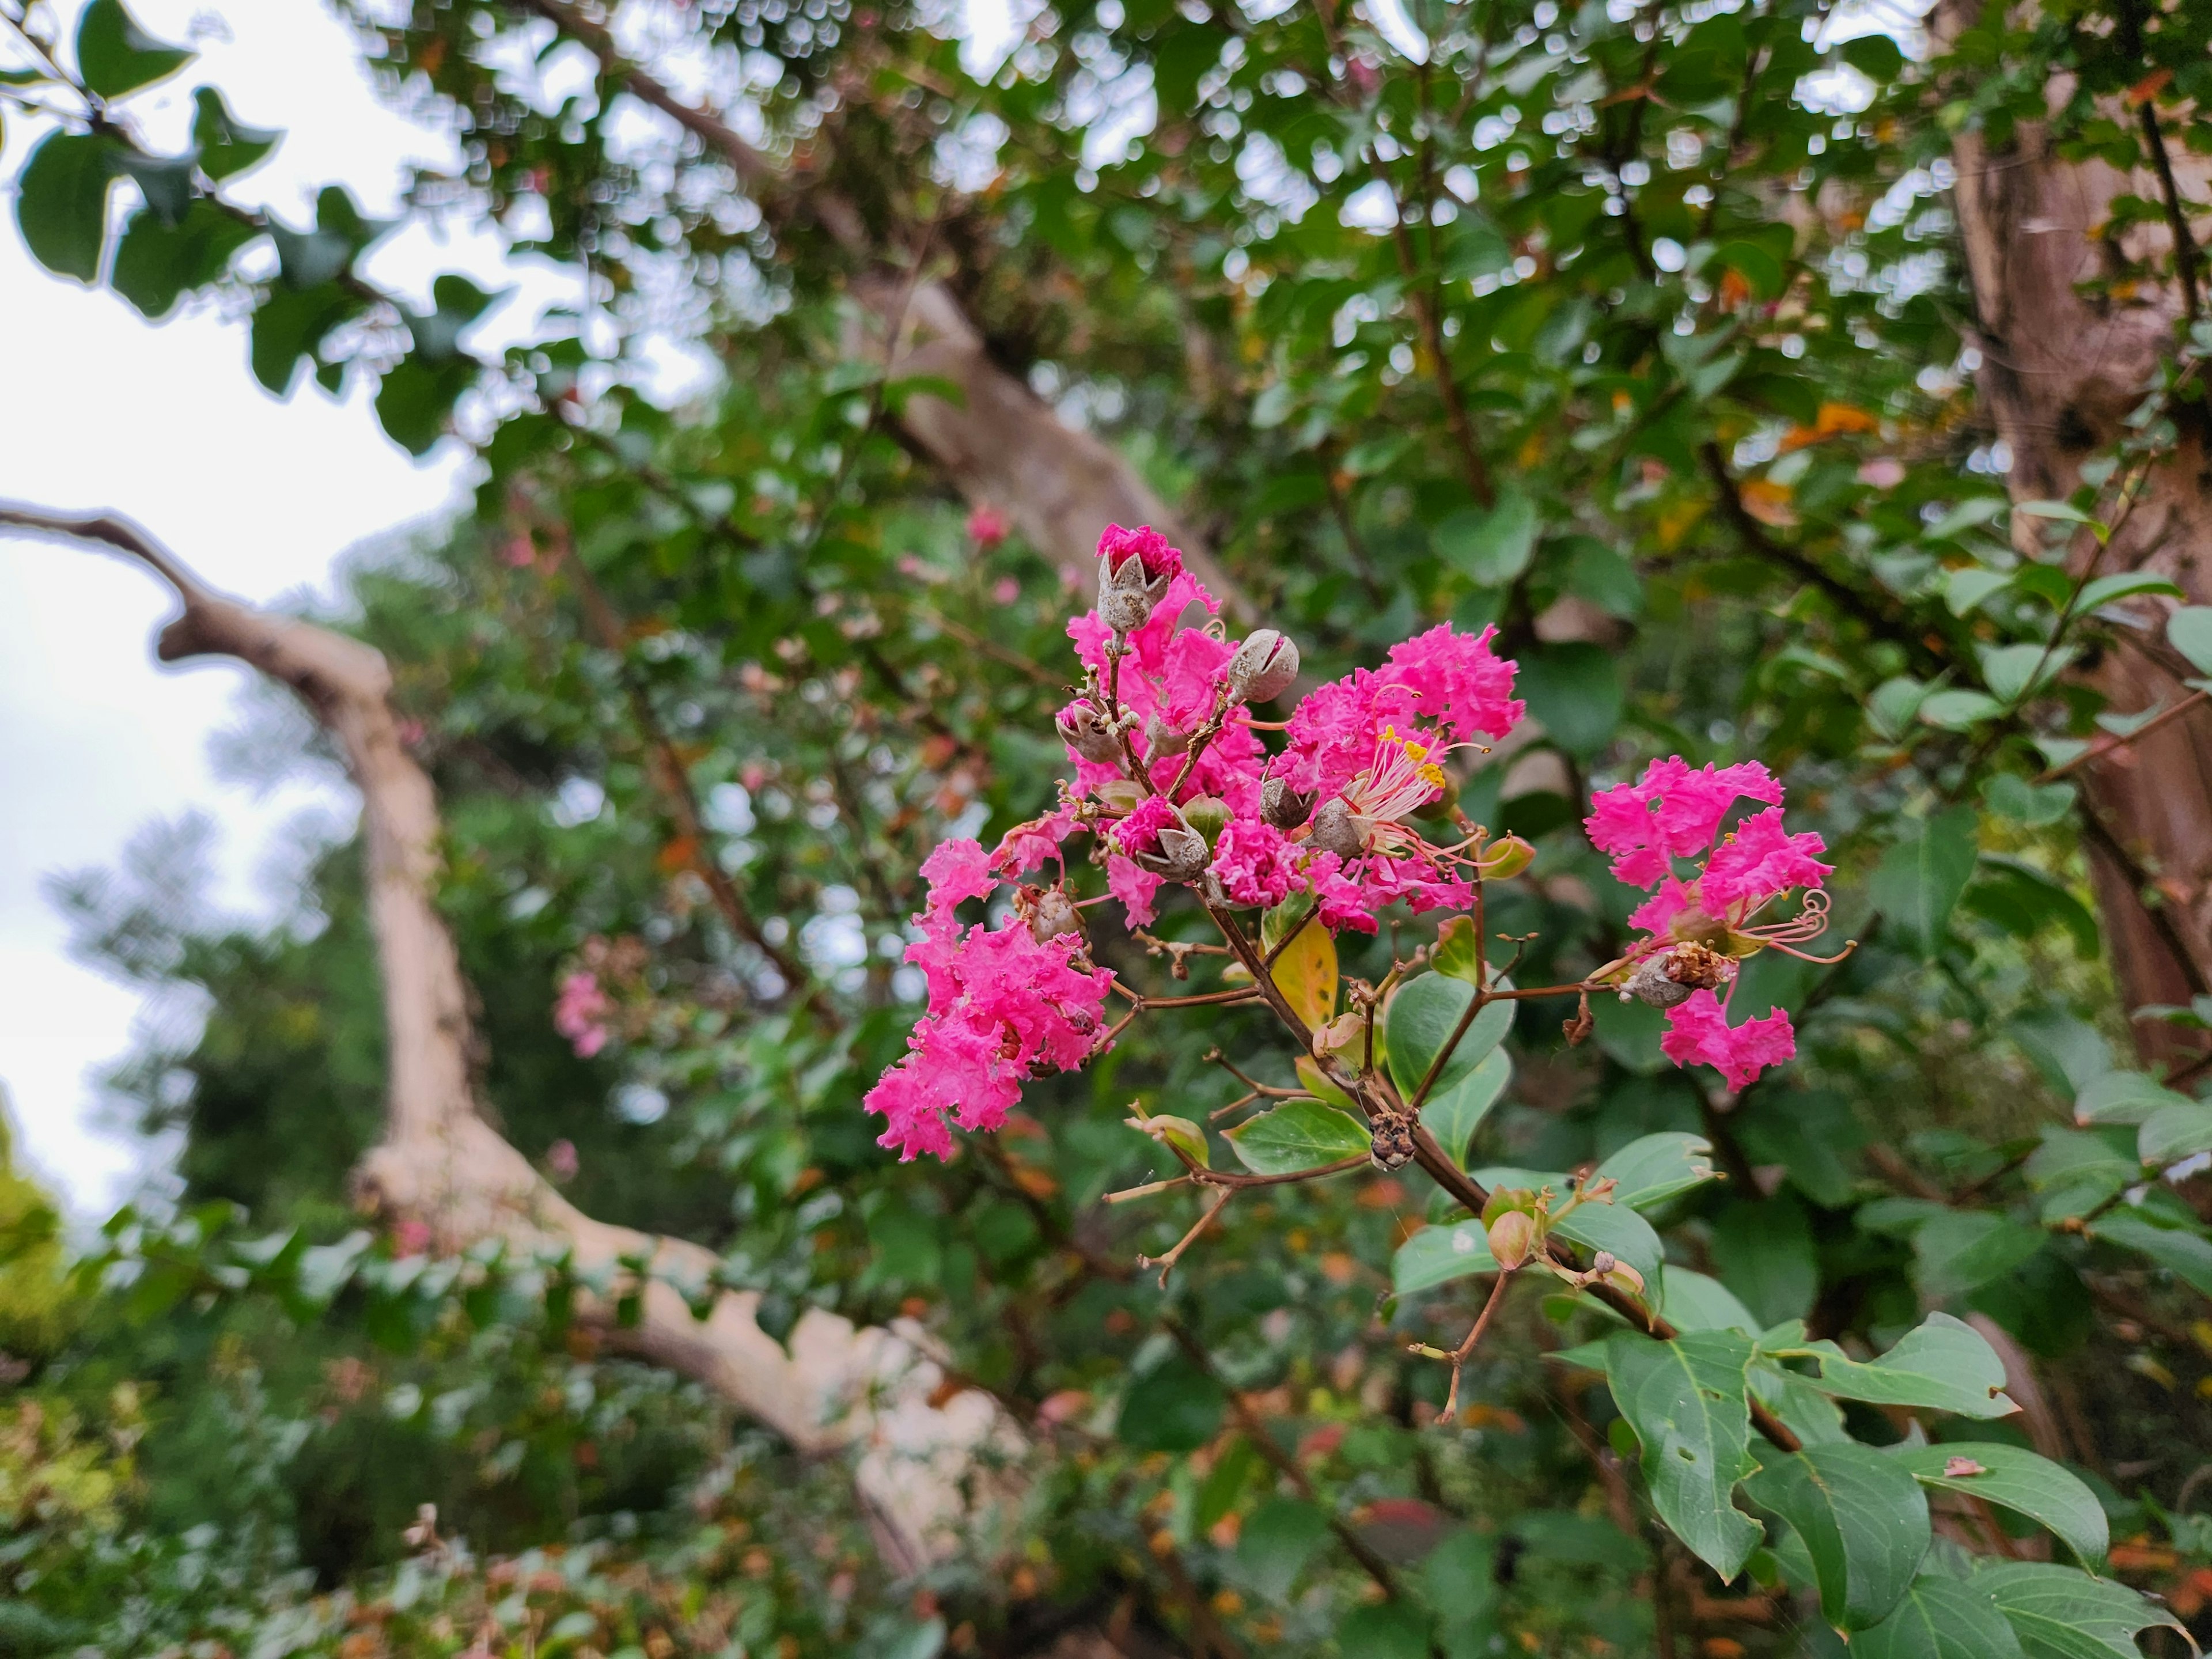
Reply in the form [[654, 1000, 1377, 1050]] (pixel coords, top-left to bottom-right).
[[1946, 43, 2212, 1065]]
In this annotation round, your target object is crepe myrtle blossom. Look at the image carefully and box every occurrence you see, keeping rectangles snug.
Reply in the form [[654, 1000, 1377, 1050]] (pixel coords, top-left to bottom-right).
[[1584, 757, 1845, 1090], [865, 524, 1549, 1160], [553, 971, 612, 1059]]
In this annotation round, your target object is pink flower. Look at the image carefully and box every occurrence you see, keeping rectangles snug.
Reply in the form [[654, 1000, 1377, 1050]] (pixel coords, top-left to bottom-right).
[[991, 808, 1078, 880], [1699, 808, 1832, 916], [1108, 853, 1164, 925], [546, 1139, 580, 1181], [968, 505, 1010, 547], [992, 576, 1021, 605], [554, 972, 612, 1059], [502, 535, 536, 569], [1584, 757, 1785, 891], [1274, 624, 1523, 800], [1658, 991, 1796, 1090], [1211, 819, 1300, 909], [1110, 795, 1181, 859], [1858, 457, 1906, 489], [392, 1218, 434, 1257], [866, 852, 1115, 1161]]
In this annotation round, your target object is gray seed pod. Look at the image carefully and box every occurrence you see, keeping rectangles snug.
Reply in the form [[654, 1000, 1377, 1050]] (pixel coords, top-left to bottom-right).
[[1620, 953, 1695, 1009], [1225, 628, 1301, 703], [1097, 549, 1173, 634], [1262, 776, 1317, 829], [1144, 716, 1192, 757], [1308, 797, 1370, 859], [1142, 822, 1211, 881], [1056, 704, 1124, 765], [1025, 885, 1082, 944]]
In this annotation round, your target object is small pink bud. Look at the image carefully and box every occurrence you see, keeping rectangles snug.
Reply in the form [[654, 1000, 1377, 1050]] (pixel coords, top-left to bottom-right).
[[967, 505, 1010, 548], [1858, 457, 1907, 489]]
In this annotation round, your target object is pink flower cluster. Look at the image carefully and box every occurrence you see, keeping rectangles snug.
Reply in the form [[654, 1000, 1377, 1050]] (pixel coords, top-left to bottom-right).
[[554, 972, 612, 1058], [863, 839, 1113, 1161], [1585, 757, 1833, 1090]]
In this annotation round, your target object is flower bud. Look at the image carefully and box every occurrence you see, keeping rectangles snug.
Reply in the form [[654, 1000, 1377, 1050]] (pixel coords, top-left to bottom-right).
[[1476, 835, 1535, 880], [1095, 778, 1147, 815], [1181, 795, 1230, 847], [1262, 776, 1316, 830], [1144, 716, 1192, 757], [1225, 628, 1301, 703], [1309, 797, 1369, 859], [1056, 703, 1124, 765], [1486, 1209, 1536, 1270]]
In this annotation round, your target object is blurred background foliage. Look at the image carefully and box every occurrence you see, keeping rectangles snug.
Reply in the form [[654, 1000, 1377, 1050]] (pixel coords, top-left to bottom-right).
[[5, 0, 2212, 1650]]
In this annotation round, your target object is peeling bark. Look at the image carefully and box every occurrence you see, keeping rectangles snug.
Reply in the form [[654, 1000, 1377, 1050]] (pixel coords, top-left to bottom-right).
[[0, 503, 1018, 1575], [1943, 40, 2212, 1060]]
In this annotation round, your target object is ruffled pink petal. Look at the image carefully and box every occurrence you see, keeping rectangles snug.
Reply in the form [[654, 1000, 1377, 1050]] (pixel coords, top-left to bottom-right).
[[1212, 818, 1300, 909], [1698, 807, 1831, 917], [919, 838, 997, 910], [1107, 853, 1163, 926], [1659, 990, 1796, 1090]]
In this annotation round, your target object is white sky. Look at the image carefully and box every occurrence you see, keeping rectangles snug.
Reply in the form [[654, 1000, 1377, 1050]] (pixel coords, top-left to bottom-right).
[[0, 0, 582, 1217]]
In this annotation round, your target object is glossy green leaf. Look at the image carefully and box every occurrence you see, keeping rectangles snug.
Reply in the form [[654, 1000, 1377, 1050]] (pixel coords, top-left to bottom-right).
[[1891, 1444, 2107, 1565], [1975, 1563, 2180, 1659], [1592, 1132, 1719, 1212], [15, 131, 118, 283], [1225, 1097, 1369, 1176], [1422, 1047, 1510, 1168], [1603, 1328, 1760, 1580], [2088, 1210, 2212, 1297], [1854, 1573, 2029, 1659], [75, 0, 192, 98], [2166, 607, 2212, 676], [1912, 1210, 2045, 1301], [1392, 1218, 1497, 1296], [190, 87, 282, 181], [1869, 808, 1978, 957], [1781, 1313, 2018, 1419], [2071, 1070, 2192, 1126], [1745, 1444, 1930, 1630], [1384, 972, 1511, 1107], [1236, 1498, 1330, 1603], [1659, 1269, 1759, 1336], [1434, 486, 1537, 586], [2076, 571, 2182, 609], [2138, 1099, 2212, 1166], [109, 198, 256, 319]]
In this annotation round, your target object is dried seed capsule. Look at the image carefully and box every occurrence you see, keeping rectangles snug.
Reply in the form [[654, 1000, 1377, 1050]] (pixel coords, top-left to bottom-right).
[[1097, 543, 1175, 634], [1056, 703, 1124, 765], [1308, 797, 1369, 859], [1141, 820, 1211, 881], [1023, 884, 1082, 944], [1262, 776, 1317, 829], [1144, 716, 1192, 757], [1225, 628, 1301, 703]]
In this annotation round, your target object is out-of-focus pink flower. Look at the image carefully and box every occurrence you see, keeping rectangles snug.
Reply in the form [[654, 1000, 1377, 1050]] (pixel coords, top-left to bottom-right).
[[866, 839, 1115, 1161], [1658, 990, 1796, 1090], [741, 764, 767, 793], [1858, 457, 1906, 489], [502, 535, 536, 569], [992, 576, 1021, 604], [396, 719, 427, 749], [546, 1139, 580, 1181], [392, 1218, 434, 1257], [968, 505, 1010, 548], [554, 971, 612, 1058]]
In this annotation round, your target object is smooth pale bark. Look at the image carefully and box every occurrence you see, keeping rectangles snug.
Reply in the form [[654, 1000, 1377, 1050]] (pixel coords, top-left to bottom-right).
[[0, 503, 1018, 1577], [1944, 37, 2212, 1060]]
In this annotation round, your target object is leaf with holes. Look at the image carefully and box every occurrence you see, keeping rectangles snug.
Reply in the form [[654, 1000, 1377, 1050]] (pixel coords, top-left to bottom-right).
[[1603, 1329, 1760, 1580], [1891, 1443, 2106, 1565]]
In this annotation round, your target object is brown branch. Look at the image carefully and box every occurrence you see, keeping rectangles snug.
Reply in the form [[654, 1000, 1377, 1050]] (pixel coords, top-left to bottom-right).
[[2035, 689, 2211, 783]]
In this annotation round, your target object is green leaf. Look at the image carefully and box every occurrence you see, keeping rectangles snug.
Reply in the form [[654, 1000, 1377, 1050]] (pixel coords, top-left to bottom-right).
[[2138, 1099, 2212, 1166], [1127, 1111, 1209, 1169], [249, 281, 357, 395], [109, 197, 255, 319], [1602, 1329, 1760, 1580], [1854, 1574, 2028, 1659], [1945, 567, 2013, 617], [189, 86, 281, 180], [1980, 643, 2073, 703], [1423, 1047, 1511, 1168], [1434, 486, 1538, 586], [15, 131, 119, 283], [1393, 1218, 1497, 1296], [1550, 1195, 1664, 1297], [1868, 677, 1931, 740], [407, 272, 505, 364], [1225, 1097, 1370, 1175], [1712, 1196, 1819, 1327], [1593, 1132, 1719, 1211], [1334, 1604, 1429, 1659], [1782, 1312, 2019, 1419], [1869, 808, 1978, 957], [376, 351, 477, 454], [1891, 1444, 2107, 1565], [2168, 607, 2212, 675], [1660, 1269, 1760, 1336], [1974, 1563, 2180, 1659], [2072, 1071, 2192, 1126], [75, 0, 192, 98], [2077, 571, 2183, 609], [1384, 972, 1512, 1107], [1431, 914, 1483, 984], [2088, 1210, 2212, 1297], [1715, 240, 1784, 300], [1918, 688, 2004, 729], [1519, 642, 1624, 754], [1912, 1210, 2046, 1301], [1745, 1444, 1930, 1630], [1118, 1356, 1224, 1453], [2024, 1128, 2135, 1223], [1422, 1528, 1498, 1632], [1236, 1498, 1330, 1602], [268, 186, 396, 289]]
